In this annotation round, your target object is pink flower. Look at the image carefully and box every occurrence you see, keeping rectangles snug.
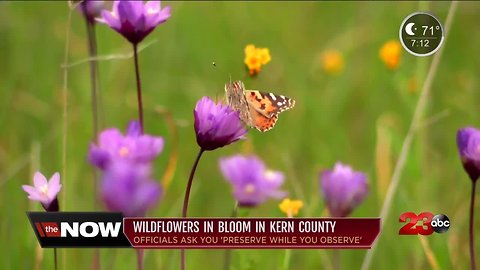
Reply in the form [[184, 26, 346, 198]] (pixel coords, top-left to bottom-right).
[[88, 120, 164, 170], [97, 0, 171, 44], [219, 155, 286, 207], [22, 172, 61, 211], [320, 162, 368, 217], [457, 127, 480, 182], [101, 160, 162, 217], [194, 97, 248, 151]]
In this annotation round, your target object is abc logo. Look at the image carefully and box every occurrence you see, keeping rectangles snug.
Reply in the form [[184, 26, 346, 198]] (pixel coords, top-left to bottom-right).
[[431, 214, 450, 233], [399, 212, 451, 235]]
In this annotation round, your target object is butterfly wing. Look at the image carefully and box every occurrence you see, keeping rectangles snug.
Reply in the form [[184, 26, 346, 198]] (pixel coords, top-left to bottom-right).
[[224, 81, 252, 126], [225, 81, 295, 132], [245, 90, 295, 118], [249, 106, 278, 132]]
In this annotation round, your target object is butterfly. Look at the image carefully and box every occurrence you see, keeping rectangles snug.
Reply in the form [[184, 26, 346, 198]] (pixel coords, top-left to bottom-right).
[[224, 80, 295, 132]]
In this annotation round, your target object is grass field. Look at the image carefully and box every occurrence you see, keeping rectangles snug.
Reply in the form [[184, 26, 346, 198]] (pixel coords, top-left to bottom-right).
[[1, 1, 479, 269]]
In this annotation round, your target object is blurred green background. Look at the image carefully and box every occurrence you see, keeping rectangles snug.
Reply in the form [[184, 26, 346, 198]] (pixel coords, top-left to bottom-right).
[[1, 1, 479, 269]]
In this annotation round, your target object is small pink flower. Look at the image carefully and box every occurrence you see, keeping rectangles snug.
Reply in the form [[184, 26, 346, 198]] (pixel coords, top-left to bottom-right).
[[22, 172, 61, 211]]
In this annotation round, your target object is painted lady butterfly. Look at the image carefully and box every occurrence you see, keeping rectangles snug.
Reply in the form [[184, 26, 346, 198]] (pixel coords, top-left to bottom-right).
[[225, 80, 295, 132]]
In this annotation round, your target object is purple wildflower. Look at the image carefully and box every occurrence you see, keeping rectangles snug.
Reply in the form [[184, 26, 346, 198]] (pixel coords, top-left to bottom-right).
[[457, 127, 480, 182], [458, 128, 480, 270], [219, 155, 286, 207], [97, 0, 171, 44], [78, 0, 104, 23], [194, 97, 248, 151], [22, 172, 61, 212], [320, 162, 368, 217], [101, 160, 162, 217], [88, 120, 164, 169]]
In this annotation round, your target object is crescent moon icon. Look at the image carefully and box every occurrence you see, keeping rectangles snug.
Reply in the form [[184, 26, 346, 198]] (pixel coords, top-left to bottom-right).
[[405, 23, 415, 36]]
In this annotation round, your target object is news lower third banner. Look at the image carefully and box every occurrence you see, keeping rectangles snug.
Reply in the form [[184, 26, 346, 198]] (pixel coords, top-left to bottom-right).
[[27, 212, 380, 249]]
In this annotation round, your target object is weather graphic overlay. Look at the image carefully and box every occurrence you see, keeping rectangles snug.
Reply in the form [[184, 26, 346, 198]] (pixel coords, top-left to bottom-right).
[[399, 12, 444, 56]]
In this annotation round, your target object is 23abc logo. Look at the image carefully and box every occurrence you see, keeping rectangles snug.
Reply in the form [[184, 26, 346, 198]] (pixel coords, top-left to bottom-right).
[[399, 212, 450, 235]]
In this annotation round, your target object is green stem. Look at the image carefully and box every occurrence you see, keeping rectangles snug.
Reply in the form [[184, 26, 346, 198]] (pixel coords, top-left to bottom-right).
[[223, 202, 239, 270], [469, 180, 477, 270], [136, 249, 144, 270], [282, 249, 291, 270], [85, 20, 100, 136], [133, 43, 144, 133], [181, 149, 205, 270], [85, 17, 101, 270], [333, 250, 340, 270], [54, 248, 58, 270]]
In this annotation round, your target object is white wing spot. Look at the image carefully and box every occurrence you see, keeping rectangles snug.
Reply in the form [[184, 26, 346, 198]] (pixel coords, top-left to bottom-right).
[[269, 93, 277, 101], [277, 101, 283, 106]]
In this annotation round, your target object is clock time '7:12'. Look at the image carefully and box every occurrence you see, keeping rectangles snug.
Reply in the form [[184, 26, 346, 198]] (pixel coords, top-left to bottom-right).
[[411, 39, 429, 47]]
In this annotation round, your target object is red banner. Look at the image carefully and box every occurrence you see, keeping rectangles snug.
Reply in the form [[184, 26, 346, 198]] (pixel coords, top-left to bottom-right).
[[123, 218, 380, 249]]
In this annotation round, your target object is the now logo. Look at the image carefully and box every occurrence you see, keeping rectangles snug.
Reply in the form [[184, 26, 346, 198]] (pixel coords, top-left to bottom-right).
[[399, 212, 450, 235], [27, 212, 131, 247], [35, 221, 121, 238]]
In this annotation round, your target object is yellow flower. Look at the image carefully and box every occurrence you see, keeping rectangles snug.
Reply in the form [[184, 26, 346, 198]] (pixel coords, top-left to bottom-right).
[[279, 198, 303, 217], [244, 44, 256, 55], [244, 44, 271, 76], [379, 40, 401, 69], [321, 49, 344, 75], [258, 48, 271, 65], [244, 53, 262, 76]]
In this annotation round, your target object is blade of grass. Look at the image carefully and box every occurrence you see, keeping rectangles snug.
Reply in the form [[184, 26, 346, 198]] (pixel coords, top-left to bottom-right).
[[361, 2, 458, 269], [375, 121, 393, 201], [418, 235, 441, 270], [61, 3, 74, 270], [61, 39, 158, 69], [154, 106, 179, 190], [30, 142, 42, 270]]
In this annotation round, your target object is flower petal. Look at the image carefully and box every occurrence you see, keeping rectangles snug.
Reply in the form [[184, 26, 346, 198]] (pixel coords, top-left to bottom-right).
[[22, 185, 38, 196], [155, 5, 171, 24], [88, 144, 111, 169], [220, 154, 283, 207], [319, 162, 368, 217], [117, 0, 143, 25], [131, 181, 162, 216], [22, 185, 48, 203], [145, 1, 161, 13], [47, 172, 61, 199], [33, 172, 48, 189], [127, 121, 142, 137], [135, 135, 164, 161], [99, 10, 121, 30]]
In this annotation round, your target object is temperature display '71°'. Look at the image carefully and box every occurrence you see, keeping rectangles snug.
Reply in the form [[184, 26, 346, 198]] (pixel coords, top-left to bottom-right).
[[399, 12, 444, 57]]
